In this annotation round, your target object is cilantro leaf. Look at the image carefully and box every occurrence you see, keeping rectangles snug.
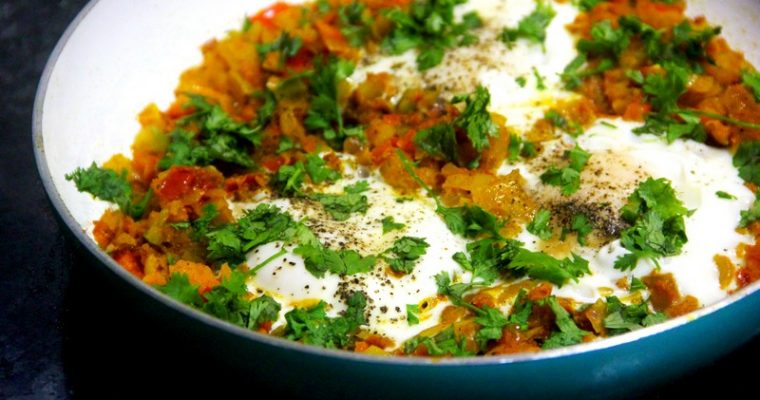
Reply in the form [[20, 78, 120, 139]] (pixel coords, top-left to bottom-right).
[[508, 249, 590, 287], [527, 209, 553, 240], [603, 296, 664, 336], [733, 141, 760, 187], [414, 124, 459, 163], [381, 216, 406, 234], [435, 271, 477, 307], [573, 0, 607, 11], [545, 109, 584, 137], [65, 163, 152, 219], [716, 191, 737, 200], [414, 86, 498, 163], [304, 56, 363, 149], [499, 0, 556, 48], [739, 193, 760, 228], [248, 295, 282, 330], [633, 111, 707, 143], [284, 291, 367, 349], [540, 145, 590, 195], [578, 20, 631, 58], [277, 136, 299, 154], [205, 204, 316, 266], [160, 94, 273, 169], [541, 297, 589, 349], [157, 273, 203, 307], [452, 85, 499, 152], [406, 304, 421, 326], [310, 183, 370, 221], [474, 306, 508, 348], [615, 178, 689, 270], [304, 153, 341, 184], [339, 2, 372, 47], [403, 325, 474, 357], [453, 238, 522, 285], [271, 162, 306, 196], [563, 213, 593, 246], [630, 277, 646, 292], [383, 236, 430, 274], [257, 31, 303, 68], [742, 70, 760, 102], [437, 203, 504, 238], [295, 244, 377, 277], [382, 0, 482, 70]]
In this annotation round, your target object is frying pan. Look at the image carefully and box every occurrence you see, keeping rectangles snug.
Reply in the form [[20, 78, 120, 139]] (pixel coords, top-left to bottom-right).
[[33, 0, 760, 398]]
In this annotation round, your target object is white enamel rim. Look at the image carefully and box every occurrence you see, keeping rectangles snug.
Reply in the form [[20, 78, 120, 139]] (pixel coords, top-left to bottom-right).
[[33, 0, 760, 366]]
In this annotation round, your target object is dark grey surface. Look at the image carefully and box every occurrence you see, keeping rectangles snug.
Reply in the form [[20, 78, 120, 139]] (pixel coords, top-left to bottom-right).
[[1, 0, 758, 398]]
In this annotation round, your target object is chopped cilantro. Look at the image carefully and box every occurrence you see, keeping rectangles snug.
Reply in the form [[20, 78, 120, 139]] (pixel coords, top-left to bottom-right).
[[615, 178, 689, 270], [382, 0, 482, 70], [533, 66, 546, 90], [545, 109, 584, 137], [205, 204, 318, 266], [527, 209, 553, 240], [716, 191, 737, 200], [562, 213, 593, 246], [304, 153, 341, 184], [540, 144, 591, 195], [603, 296, 665, 335], [451, 86, 499, 152], [560, 55, 614, 90], [414, 124, 459, 163], [160, 93, 274, 170], [406, 304, 421, 325], [284, 291, 367, 349], [578, 20, 631, 58], [541, 296, 589, 349], [157, 273, 203, 307], [739, 193, 760, 228], [172, 203, 219, 240], [257, 31, 303, 68], [295, 244, 377, 277], [733, 141, 760, 186], [629, 277, 646, 292], [499, 1, 556, 49], [157, 271, 281, 331], [453, 237, 523, 285], [311, 181, 370, 221], [573, 0, 607, 11], [508, 249, 590, 287], [633, 110, 707, 143], [381, 216, 406, 234], [742, 70, 760, 102], [65, 163, 152, 219], [404, 325, 474, 356], [277, 136, 299, 154], [415, 86, 498, 164], [383, 236, 430, 274], [271, 162, 306, 196], [304, 57, 364, 149], [338, 1, 372, 47], [515, 76, 527, 87], [474, 306, 508, 348]]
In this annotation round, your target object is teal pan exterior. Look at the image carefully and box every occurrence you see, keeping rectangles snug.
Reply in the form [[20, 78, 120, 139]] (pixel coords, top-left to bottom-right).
[[33, 1, 760, 398], [65, 234, 760, 399]]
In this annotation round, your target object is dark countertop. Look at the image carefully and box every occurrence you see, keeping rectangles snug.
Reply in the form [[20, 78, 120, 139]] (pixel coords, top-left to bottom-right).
[[1, 1, 758, 398]]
